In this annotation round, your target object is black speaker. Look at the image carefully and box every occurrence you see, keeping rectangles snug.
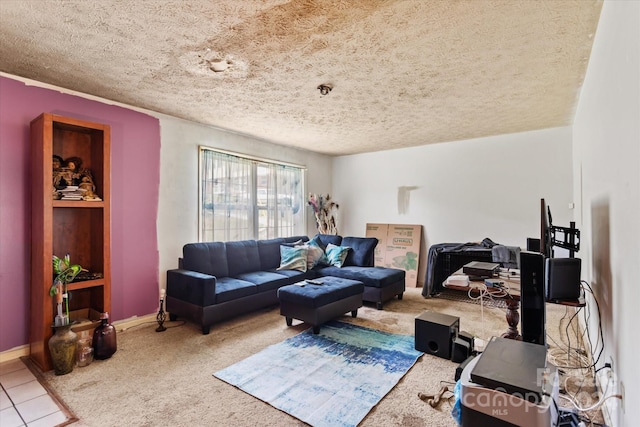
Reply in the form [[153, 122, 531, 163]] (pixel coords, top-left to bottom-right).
[[526, 238, 541, 252], [415, 311, 459, 359], [545, 258, 581, 301], [457, 330, 475, 352], [520, 251, 546, 346], [451, 337, 471, 363]]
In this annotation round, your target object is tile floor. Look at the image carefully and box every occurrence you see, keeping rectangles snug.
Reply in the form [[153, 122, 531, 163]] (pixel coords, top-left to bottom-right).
[[0, 358, 71, 427]]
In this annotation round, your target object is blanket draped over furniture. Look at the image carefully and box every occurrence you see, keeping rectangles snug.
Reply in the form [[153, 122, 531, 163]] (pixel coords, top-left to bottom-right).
[[214, 321, 422, 427], [167, 234, 405, 334], [421, 238, 521, 296], [421, 239, 496, 297]]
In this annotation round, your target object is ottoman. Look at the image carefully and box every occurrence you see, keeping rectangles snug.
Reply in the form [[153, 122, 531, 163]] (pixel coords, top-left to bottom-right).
[[277, 276, 364, 334]]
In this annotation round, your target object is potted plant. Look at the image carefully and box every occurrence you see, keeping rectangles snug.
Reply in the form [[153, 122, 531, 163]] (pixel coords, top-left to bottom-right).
[[48, 254, 85, 375], [50, 254, 85, 326]]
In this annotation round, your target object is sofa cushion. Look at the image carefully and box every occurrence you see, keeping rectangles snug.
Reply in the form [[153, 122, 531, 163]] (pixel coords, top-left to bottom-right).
[[182, 242, 229, 277], [310, 234, 342, 251], [316, 266, 405, 288], [266, 268, 312, 281], [214, 277, 257, 303], [236, 271, 292, 292], [325, 243, 351, 268], [257, 238, 285, 270], [341, 237, 378, 267], [277, 245, 308, 272], [226, 240, 261, 276]]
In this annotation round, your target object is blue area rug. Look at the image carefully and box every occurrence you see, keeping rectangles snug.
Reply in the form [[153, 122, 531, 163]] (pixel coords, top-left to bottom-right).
[[214, 321, 422, 427]]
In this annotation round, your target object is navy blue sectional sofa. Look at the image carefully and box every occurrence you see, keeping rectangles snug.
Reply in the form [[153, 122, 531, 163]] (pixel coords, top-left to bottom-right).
[[166, 234, 405, 334]]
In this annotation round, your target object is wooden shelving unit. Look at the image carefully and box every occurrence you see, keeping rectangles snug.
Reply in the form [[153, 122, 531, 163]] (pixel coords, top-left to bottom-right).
[[30, 113, 111, 372]]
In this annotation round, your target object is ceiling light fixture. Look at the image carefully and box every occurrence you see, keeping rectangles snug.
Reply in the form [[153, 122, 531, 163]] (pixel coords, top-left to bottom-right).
[[317, 84, 333, 95], [209, 59, 229, 72]]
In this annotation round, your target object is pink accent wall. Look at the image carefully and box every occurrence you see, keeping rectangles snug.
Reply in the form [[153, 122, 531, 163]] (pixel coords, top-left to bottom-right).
[[0, 77, 160, 352]]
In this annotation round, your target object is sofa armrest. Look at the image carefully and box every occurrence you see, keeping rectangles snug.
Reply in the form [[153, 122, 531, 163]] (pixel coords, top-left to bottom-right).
[[166, 269, 217, 307]]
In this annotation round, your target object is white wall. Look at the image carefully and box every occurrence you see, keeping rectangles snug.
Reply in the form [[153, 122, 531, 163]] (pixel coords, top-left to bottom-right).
[[573, 1, 639, 425], [333, 126, 575, 285], [156, 114, 333, 290]]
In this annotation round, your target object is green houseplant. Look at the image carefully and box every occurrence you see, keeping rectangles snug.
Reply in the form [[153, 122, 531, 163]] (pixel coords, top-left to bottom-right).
[[49, 254, 85, 326], [48, 254, 86, 375]]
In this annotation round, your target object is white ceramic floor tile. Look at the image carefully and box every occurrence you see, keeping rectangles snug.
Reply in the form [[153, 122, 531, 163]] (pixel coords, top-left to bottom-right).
[[0, 388, 12, 410], [14, 395, 59, 424], [0, 406, 25, 427], [0, 368, 36, 389], [5, 380, 47, 405], [26, 410, 68, 427], [0, 359, 27, 376]]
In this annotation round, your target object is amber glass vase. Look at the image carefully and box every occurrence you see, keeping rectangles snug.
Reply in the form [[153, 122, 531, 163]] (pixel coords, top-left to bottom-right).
[[92, 312, 117, 360]]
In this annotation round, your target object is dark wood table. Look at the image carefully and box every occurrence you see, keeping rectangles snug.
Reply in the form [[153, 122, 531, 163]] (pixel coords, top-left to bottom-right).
[[443, 270, 522, 340], [443, 270, 585, 341]]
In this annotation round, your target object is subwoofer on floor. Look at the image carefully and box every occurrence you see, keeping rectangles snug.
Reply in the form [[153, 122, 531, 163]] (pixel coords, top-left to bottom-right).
[[415, 311, 460, 359]]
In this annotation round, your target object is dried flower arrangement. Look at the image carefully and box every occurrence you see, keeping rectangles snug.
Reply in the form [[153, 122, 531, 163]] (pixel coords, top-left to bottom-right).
[[308, 193, 339, 235]]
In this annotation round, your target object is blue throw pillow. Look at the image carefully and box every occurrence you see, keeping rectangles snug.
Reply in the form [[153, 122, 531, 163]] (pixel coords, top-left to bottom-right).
[[342, 237, 378, 267], [325, 244, 351, 268], [277, 245, 308, 272], [309, 234, 342, 251]]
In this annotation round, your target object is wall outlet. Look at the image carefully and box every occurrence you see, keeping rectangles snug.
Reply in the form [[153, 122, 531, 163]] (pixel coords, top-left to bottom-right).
[[596, 367, 622, 426]]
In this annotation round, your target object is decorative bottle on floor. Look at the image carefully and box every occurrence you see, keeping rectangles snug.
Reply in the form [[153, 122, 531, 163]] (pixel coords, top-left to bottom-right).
[[48, 324, 78, 375], [93, 312, 117, 359]]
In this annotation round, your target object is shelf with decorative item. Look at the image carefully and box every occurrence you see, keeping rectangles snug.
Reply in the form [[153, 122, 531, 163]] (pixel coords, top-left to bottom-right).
[[53, 200, 105, 208], [67, 279, 105, 292]]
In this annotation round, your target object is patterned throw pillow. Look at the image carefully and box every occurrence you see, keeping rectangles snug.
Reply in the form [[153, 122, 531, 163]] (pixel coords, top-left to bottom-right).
[[277, 245, 308, 272], [325, 244, 351, 268], [303, 239, 329, 269]]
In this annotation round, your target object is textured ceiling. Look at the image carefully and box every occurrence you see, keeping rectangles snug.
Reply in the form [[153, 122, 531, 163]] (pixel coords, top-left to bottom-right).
[[0, 0, 602, 155]]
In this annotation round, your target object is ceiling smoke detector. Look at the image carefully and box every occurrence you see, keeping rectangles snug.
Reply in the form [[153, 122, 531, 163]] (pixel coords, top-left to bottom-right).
[[317, 84, 333, 95]]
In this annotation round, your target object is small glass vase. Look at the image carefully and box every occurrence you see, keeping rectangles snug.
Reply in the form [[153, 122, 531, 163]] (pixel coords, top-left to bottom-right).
[[76, 338, 94, 367]]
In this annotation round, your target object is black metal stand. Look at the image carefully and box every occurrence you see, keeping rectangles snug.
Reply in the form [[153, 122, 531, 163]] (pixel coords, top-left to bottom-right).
[[156, 297, 167, 332]]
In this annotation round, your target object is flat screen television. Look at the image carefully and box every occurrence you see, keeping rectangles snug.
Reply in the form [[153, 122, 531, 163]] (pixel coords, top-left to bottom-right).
[[539, 198, 580, 259], [540, 198, 553, 259], [520, 198, 554, 345]]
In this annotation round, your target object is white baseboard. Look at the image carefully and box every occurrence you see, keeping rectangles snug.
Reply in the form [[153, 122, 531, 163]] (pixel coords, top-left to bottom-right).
[[113, 313, 158, 332], [0, 345, 30, 363], [596, 368, 622, 427], [0, 313, 158, 363]]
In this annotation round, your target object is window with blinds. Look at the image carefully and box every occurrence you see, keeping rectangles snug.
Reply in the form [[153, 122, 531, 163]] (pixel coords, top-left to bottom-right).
[[199, 147, 306, 242]]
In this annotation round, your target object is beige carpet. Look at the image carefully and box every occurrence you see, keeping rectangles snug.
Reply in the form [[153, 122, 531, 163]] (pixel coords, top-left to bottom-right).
[[40, 288, 595, 427]]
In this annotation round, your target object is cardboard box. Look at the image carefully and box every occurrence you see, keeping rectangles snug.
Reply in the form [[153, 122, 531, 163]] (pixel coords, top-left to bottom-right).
[[365, 223, 389, 265], [366, 223, 422, 287], [69, 308, 102, 337]]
